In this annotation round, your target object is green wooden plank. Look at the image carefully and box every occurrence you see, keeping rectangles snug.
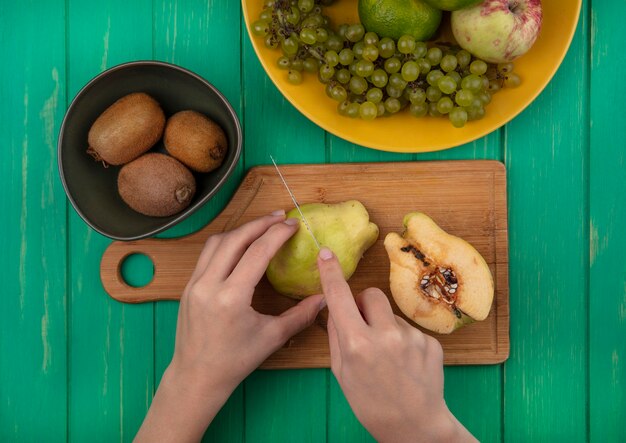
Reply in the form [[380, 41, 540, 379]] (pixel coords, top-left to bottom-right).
[[589, 0, 626, 440], [242, 30, 328, 443], [0, 2, 67, 441], [503, 3, 589, 441], [151, 1, 245, 441], [66, 2, 155, 441]]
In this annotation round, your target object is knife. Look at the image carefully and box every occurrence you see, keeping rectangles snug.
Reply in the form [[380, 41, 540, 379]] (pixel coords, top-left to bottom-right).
[[270, 155, 321, 250]]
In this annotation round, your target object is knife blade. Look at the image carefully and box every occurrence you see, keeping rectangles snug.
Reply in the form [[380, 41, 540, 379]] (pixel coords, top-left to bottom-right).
[[270, 155, 321, 250]]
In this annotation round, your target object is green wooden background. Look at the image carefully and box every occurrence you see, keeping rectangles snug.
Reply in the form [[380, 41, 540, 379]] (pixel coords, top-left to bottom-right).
[[1, 0, 624, 441]]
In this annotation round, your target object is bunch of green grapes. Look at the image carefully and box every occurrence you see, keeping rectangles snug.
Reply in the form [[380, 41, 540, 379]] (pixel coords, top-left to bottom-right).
[[251, 0, 521, 127]]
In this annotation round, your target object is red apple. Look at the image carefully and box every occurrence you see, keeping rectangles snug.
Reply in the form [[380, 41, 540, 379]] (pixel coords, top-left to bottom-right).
[[451, 0, 543, 63]]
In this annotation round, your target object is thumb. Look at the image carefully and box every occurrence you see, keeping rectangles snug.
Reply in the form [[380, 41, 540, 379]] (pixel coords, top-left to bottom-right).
[[274, 293, 326, 342]]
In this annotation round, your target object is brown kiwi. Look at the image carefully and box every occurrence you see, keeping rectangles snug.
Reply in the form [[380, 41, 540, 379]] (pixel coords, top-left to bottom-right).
[[163, 110, 227, 173], [88, 92, 165, 165], [117, 153, 196, 217]]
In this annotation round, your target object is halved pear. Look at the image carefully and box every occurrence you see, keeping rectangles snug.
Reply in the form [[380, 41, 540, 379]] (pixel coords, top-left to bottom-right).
[[384, 212, 494, 334], [267, 200, 379, 300]]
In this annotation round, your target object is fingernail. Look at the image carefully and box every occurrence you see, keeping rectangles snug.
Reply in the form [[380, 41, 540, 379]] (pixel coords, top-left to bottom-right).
[[318, 297, 327, 312], [318, 247, 333, 261], [284, 217, 300, 226], [271, 209, 285, 216]]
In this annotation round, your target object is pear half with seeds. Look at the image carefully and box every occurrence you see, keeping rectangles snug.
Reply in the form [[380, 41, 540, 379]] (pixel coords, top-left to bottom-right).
[[384, 212, 494, 334], [267, 200, 379, 300]]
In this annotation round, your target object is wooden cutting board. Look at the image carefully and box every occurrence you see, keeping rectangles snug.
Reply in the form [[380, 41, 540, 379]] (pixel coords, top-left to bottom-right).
[[101, 161, 509, 367]]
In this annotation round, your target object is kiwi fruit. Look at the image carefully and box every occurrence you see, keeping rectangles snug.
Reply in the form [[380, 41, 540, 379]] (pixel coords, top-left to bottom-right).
[[88, 92, 165, 165], [118, 153, 196, 217], [164, 110, 228, 173]]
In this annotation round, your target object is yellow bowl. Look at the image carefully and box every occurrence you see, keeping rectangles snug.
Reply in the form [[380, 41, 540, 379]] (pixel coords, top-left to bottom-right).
[[242, 0, 581, 153]]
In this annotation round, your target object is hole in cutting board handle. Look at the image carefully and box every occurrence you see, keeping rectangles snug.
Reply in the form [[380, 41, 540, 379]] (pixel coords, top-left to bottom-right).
[[120, 253, 154, 288]]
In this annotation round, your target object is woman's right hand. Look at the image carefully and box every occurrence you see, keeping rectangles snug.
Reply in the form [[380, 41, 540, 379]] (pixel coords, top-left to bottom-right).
[[317, 247, 476, 443]]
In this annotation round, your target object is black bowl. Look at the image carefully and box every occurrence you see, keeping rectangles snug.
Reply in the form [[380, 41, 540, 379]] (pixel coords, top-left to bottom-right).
[[58, 61, 242, 241]]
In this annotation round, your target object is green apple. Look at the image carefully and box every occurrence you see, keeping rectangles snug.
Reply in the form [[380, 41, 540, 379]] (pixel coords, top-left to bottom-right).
[[452, 0, 543, 63], [266, 200, 378, 299]]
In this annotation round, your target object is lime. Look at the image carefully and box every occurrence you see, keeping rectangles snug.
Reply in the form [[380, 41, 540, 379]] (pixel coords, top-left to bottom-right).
[[358, 0, 443, 41], [422, 0, 482, 11]]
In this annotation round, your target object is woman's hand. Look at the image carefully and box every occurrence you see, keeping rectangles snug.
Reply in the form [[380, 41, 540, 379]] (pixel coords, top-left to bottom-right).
[[317, 247, 476, 443], [136, 211, 325, 443]]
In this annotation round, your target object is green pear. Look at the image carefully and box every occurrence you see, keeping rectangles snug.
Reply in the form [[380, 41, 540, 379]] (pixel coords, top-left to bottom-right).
[[266, 200, 379, 299]]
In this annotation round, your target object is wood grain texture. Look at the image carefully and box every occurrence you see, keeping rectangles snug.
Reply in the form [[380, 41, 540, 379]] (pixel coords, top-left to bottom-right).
[[0, 2, 67, 441], [100, 162, 509, 367], [503, 3, 589, 441], [67, 2, 155, 441], [589, 0, 626, 440]]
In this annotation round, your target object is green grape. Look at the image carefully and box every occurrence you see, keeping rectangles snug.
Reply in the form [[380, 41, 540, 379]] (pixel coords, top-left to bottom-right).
[[426, 85, 442, 102], [384, 57, 402, 74], [449, 107, 468, 128], [413, 41, 428, 59], [428, 102, 442, 117], [355, 59, 375, 77], [408, 87, 426, 104], [290, 58, 303, 71], [319, 64, 335, 80], [325, 50, 339, 67], [362, 45, 379, 62], [277, 56, 291, 70], [437, 75, 457, 94], [417, 58, 432, 74], [457, 50, 471, 68], [488, 79, 502, 92], [504, 72, 521, 87], [397, 35, 416, 54], [337, 100, 350, 116], [326, 35, 344, 52], [497, 62, 514, 74], [287, 70, 303, 85], [378, 38, 396, 58], [359, 101, 378, 120], [259, 8, 273, 21], [325, 83, 334, 98], [440, 54, 458, 73], [481, 76, 490, 90], [315, 28, 329, 43], [436, 97, 454, 114], [303, 57, 318, 73], [401, 61, 420, 82], [377, 102, 386, 116], [349, 76, 368, 94], [252, 19, 269, 36], [409, 102, 428, 117], [338, 24, 349, 38], [366, 87, 383, 103], [468, 105, 485, 120], [364, 31, 379, 46], [455, 89, 474, 107], [301, 14, 323, 29], [426, 69, 444, 86], [370, 69, 388, 88], [477, 90, 491, 104], [469, 60, 488, 75], [330, 85, 348, 102], [448, 71, 462, 86], [386, 84, 403, 98], [264, 34, 278, 49], [346, 23, 365, 42], [349, 61, 358, 76], [353, 42, 365, 59], [298, 0, 314, 13], [346, 102, 360, 118], [336, 68, 351, 84], [389, 73, 407, 90], [338, 48, 354, 65], [461, 74, 483, 92], [384, 97, 402, 114], [286, 6, 300, 25], [426, 47, 443, 66], [300, 28, 316, 45]]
